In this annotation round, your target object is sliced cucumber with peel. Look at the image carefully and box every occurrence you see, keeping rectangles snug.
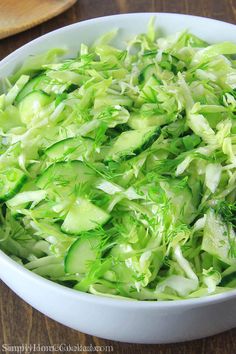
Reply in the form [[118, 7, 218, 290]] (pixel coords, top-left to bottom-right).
[[61, 197, 110, 235], [19, 90, 52, 124], [65, 235, 100, 274], [6, 178, 39, 216], [139, 63, 161, 83], [140, 75, 161, 102], [36, 161, 96, 194], [0, 167, 26, 202], [15, 76, 47, 103], [105, 127, 160, 162], [45, 136, 94, 161]]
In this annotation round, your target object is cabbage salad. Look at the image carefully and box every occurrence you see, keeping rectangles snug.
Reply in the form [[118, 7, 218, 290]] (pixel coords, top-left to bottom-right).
[[0, 20, 236, 300]]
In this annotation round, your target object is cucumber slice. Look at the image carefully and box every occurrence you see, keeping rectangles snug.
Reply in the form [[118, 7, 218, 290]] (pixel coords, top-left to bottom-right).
[[105, 127, 160, 162], [36, 161, 96, 194], [142, 50, 158, 57], [61, 198, 110, 235], [65, 235, 100, 274], [0, 167, 26, 202], [139, 54, 179, 85], [139, 63, 161, 83], [15, 75, 46, 103], [45, 137, 94, 161], [159, 53, 179, 74], [6, 179, 39, 217], [140, 75, 161, 103], [140, 54, 179, 74], [19, 90, 52, 125]]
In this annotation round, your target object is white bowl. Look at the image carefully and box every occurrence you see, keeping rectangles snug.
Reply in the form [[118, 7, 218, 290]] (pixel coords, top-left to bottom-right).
[[0, 13, 236, 344]]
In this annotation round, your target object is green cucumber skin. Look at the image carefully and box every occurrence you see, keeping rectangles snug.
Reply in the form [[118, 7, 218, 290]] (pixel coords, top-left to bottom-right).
[[45, 137, 78, 154], [19, 89, 51, 103], [0, 175, 27, 202], [15, 76, 46, 103], [36, 160, 92, 188], [64, 236, 99, 274], [139, 53, 179, 83], [139, 64, 159, 83], [46, 137, 79, 153], [105, 127, 161, 163], [45, 136, 94, 160], [61, 214, 111, 236], [61, 197, 111, 236], [18, 90, 52, 125], [36, 161, 110, 235], [138, 127, 161, 152]]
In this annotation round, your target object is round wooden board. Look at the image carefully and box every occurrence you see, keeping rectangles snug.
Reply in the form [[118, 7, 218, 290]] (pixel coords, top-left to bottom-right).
[[0, 0, 77, 40]]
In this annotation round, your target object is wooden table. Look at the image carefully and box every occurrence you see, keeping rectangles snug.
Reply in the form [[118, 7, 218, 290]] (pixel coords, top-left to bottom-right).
[[0, 0, 235, 353]]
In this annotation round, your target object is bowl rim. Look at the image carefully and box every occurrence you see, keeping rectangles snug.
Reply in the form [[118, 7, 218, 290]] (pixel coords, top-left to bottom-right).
[[0, 12, 236, 69], [0, 12, 236, 308], [1, 248, 236, 308]]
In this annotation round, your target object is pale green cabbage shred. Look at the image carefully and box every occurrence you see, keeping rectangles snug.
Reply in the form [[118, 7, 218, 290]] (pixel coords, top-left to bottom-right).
[[0, 20, 236, 300]]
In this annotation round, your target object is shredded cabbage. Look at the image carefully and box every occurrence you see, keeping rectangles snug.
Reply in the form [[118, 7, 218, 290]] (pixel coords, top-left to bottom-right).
[[0, 19, 236, 301]]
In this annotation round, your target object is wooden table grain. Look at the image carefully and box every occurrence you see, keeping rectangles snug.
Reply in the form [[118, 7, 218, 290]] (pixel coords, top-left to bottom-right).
[[0, 1, 236, 353]]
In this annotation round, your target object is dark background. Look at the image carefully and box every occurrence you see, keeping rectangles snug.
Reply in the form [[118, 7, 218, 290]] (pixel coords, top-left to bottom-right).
[[0, 1, 236, 353]]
